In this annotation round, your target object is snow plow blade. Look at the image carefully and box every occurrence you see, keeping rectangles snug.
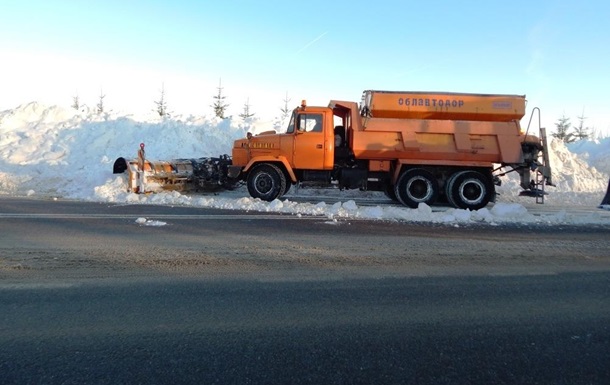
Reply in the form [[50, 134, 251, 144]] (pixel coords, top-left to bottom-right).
[[112, 155, 238, 193]]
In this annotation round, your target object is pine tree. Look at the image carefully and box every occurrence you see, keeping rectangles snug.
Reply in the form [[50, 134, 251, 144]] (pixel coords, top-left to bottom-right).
[[239, 98, 255, 121], [97, 89, 106, 114], [154, 83, 168, 117], [552, 114, 575, 143], [280, 91, 292, 119], [212, 79, 229, 119], [573, 110, 591, 141]]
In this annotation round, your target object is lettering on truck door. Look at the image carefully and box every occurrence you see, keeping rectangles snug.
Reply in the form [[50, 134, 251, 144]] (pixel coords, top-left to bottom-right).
[[293, 113, 326, 170]]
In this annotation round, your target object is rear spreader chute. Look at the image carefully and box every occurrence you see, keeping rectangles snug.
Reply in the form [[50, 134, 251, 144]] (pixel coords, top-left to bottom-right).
[[112, 154, 238, 193]]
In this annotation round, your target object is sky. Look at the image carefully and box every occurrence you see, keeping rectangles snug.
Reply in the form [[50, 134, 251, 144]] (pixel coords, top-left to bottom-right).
[[1, 0, 609, 135]]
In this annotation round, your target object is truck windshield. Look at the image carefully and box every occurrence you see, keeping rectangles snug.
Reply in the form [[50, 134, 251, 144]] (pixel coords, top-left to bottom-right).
[[285, 113, 296, 133]]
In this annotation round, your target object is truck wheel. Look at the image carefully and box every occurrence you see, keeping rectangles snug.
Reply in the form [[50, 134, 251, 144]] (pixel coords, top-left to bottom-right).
[[383, 183, 399, 202], [279, 169, 292, 197], [247, 164, 287, 201], [394, 169, 439, 208], [446, 170, 493, 210]]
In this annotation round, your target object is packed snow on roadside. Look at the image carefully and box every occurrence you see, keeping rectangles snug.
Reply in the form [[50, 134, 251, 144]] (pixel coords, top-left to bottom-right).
[[1, 102, 609, 225]]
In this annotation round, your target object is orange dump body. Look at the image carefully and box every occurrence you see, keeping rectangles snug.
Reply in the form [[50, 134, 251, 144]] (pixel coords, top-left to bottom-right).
[[331, 98, 528, 166], [351, 118, 525, 165], [361, 90, 525, 122]]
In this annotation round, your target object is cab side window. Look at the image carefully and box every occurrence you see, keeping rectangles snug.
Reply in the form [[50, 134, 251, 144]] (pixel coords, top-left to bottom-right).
[[297, 114, 323, 133]]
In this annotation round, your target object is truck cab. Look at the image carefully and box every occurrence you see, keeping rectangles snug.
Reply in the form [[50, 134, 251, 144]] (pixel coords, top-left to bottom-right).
[[281, 105, 335, 171], [229, 101, 341, 201]]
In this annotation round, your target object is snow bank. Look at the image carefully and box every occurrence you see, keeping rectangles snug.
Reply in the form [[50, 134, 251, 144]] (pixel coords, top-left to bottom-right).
[[1, 103, 609, 225]]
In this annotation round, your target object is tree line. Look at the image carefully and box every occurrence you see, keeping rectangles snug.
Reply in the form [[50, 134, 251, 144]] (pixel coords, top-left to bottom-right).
[[71, 79, 293, 122], [71, 88, 603, 141], [552, 111, 595, 142]]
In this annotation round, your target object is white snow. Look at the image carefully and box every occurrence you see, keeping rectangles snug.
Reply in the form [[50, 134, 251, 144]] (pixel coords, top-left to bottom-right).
[[1, 102, 609, 225], [135, 217, 167, 227]]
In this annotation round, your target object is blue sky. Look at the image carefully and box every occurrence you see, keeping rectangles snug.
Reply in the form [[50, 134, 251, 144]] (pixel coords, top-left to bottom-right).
[[1, 0, 609, 134]]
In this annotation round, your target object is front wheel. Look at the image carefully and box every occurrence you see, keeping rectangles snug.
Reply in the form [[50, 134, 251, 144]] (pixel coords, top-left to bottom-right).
[[281, 181, 292, 196], [247, 164, 287, 201], [383, 182, 399, 202], [445, 170, 493, 210], [394, 168, 439, 208]]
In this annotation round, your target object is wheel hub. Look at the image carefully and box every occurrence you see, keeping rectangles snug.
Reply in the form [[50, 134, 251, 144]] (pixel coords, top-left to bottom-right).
[[407, 177, 432, 201], [460, 180, 484, 204], [255, 174, 273, 194]]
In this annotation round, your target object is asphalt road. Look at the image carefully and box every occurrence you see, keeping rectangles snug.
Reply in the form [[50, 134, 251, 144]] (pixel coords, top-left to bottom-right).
[[1, 274, 610, 385], [1, 197, 609, 384]]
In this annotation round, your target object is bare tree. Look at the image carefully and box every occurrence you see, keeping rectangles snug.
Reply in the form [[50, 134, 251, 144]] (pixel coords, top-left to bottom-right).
[[154, 83, 168, 117], [239, 98, 255, 121], [280, 91, 291, 119], [212, 78, 229, 119], [97, 89, 106, 114]]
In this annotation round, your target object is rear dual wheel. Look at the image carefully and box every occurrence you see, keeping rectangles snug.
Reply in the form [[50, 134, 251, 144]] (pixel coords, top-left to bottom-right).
[[394, 169, 439, 208], [445, 170, 494, 210]]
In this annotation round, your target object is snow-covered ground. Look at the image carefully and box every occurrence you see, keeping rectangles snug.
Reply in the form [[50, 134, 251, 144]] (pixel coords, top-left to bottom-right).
[[1, 102, 609, 225]]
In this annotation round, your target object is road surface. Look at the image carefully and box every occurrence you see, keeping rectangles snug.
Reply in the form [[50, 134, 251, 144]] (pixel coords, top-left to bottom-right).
[[1, 197, 609, 384]]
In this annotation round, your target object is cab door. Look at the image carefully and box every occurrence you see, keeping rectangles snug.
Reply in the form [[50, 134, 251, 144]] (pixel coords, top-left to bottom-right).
[[292, 113, 327, 170]]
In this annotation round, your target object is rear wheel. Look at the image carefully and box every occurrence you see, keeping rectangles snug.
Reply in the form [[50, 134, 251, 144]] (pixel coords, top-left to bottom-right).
[[247, 164, 286, 201], [394, 168, 439, 208], [445, 170, 493, 210]]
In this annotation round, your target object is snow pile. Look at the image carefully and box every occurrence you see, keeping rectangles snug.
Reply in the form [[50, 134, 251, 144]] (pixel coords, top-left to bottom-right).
[[1, 103, 609, 225], [0, 102, 245, 199], [568, 137, 610, 179], [496, 139, 609, 207]]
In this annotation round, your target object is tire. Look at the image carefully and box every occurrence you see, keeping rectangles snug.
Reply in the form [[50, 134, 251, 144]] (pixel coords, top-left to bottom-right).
[[445, 170, 493, 210], [444, 173, 458, 208], [394, 168, 439, 208], [279, 169, 292, 197], [383, 183, 399, 202], [281, 181, 292, 196], [247, 164, 287, 201]]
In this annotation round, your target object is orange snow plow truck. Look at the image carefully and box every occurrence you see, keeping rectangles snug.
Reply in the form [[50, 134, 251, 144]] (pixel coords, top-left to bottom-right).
[[114, 90, 553, 210]]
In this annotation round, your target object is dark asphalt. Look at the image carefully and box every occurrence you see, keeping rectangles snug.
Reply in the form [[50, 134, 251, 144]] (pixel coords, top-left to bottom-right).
[[1, 273, 610, 385]]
